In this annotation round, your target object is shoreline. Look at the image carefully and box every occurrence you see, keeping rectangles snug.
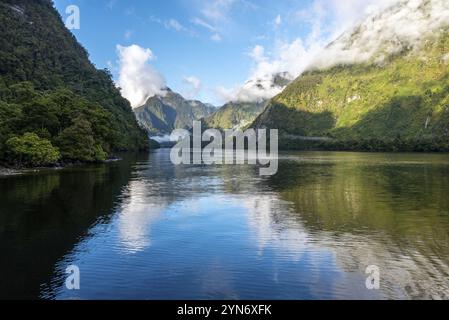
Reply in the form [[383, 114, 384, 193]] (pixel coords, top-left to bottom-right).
[[0, 157, 122, 177], [0, 165, 65, 177], [0, 167, 21, 177]]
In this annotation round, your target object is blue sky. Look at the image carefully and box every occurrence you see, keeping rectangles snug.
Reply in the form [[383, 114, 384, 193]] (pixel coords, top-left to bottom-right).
[[53, 0, 394, 106]]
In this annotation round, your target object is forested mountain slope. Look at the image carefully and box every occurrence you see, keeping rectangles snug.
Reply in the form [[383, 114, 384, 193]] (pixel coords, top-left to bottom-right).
[[0, 0, 148, 166], [203, 101, 268, 130], [203, 73, 291, 130], [254, 0, 449, 151]]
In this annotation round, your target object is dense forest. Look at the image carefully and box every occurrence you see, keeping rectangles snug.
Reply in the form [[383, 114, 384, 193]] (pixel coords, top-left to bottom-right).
[[0, 0, 149, 167], [253, 1, 449, 152], [202, 100, 268, 131]]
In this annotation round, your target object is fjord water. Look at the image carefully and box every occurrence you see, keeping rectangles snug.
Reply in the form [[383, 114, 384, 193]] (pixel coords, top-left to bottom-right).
[[1, 150, 449, 300]]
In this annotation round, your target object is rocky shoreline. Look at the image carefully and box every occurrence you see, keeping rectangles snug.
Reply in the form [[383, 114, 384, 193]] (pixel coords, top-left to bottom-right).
[[0, 157, 123, 177]]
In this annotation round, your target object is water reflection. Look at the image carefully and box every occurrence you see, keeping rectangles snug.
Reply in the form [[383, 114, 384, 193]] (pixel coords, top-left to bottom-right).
[[117, 180, 165, 253], [0, 156, 139, 299], [270, 152, 449, 299], [1, 150, 449, 299]]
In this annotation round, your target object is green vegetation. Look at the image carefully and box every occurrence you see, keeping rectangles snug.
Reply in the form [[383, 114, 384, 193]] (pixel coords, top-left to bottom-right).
[[203, 101, 268, 130], [0, 0, 148, 167], [202, 73, 291, 131], [56, 115, 107, 162], [6, 132, 60, 166], [254, 30, 449, 151], [134, 88, 215, 134]]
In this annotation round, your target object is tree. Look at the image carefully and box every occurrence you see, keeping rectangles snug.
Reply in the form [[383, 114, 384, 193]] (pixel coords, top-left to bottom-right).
[[0, 0, 148, 167], [56, 116, 107, 162], [6, 133, 60, 166]]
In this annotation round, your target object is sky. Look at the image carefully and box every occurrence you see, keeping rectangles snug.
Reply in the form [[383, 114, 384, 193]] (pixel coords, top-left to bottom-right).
[[53, 0, 399, 107]]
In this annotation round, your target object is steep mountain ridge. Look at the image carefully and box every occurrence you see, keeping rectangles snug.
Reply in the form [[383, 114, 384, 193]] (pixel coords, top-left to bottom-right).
[[254, 0, 449, 151], [134, 88, 216, 134], [204, 72, 291, 130]]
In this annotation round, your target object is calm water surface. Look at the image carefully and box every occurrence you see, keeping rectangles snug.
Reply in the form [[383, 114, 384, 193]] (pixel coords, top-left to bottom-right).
[[1, 150, 449, 300]]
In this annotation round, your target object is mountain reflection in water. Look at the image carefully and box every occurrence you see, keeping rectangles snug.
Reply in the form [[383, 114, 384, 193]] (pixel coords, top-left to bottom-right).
[[1, 150, 449, 300]]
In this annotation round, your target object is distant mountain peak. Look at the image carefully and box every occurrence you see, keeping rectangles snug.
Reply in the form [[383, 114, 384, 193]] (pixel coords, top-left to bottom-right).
[[134, 89, 215, 134], [232, 72, 292, 103]]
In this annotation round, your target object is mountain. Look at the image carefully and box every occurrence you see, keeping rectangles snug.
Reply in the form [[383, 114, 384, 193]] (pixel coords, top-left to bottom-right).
[[203, 101, 269, 130], [253, 0, 449, 151], [0, 0, 148, 166], [134, 88, 216, 134], [204, 72, 291, 130]]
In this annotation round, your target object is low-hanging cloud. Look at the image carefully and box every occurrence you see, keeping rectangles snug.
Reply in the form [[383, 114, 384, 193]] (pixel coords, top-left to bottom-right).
[[215, 40, 321, 103], [216, 0, 449, 104], [116, 44, 166, 108], [183, 76, 202, 100], [311, 0, 449, 70]]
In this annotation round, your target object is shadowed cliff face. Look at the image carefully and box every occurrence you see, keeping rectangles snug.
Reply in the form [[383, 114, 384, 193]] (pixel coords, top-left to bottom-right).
[[134, 89, 215, 135]]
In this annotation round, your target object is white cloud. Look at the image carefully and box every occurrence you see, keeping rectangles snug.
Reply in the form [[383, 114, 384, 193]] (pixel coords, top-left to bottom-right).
[[116, 44, 166, 108], [274, 14, 282, 27], [150, 16, 196, 36], [117, 180, 166, 253], [124, 7, 135, 16], [124, 30, 133, 39], [215, 0, 449, 104], [213, 86, 235, 104], [183, 76, 202, 99], [106, 0, 117, 10], [310, 0, 449, 70], [165, 18, 185, 32], [292, 0, 449, 71], [215, 39, 322, 103], [210, 33, 222, 42], [192, 0, 241, 42], [295, 0, 399, 40], [249, 45, 265, 62], [201, 0, 235, 23], [191, 17, 217, 32], [149, 15, 163, 24]]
